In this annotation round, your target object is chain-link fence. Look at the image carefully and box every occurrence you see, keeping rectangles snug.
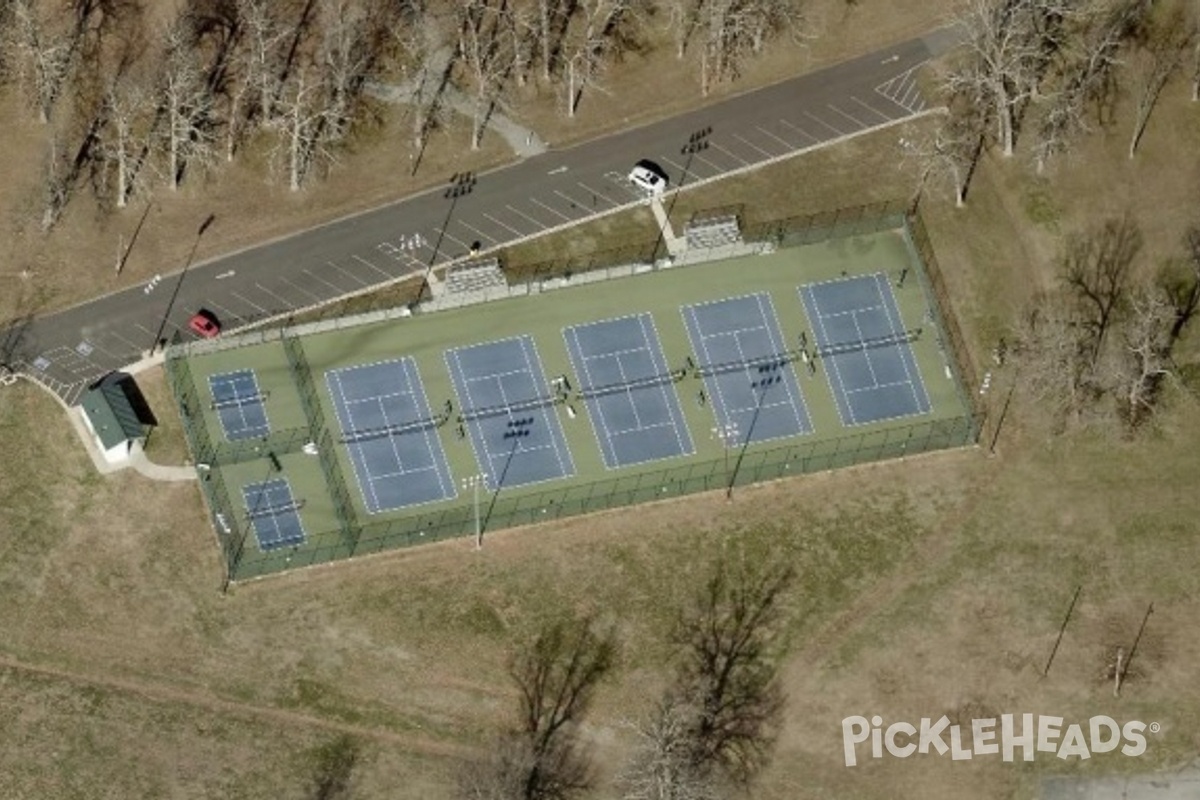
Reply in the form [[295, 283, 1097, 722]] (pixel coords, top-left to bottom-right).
[[166, 200, 984, 582]]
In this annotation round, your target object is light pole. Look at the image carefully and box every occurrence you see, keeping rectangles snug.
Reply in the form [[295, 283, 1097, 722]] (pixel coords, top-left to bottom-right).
[[712, 421, 739, 501], [462, 472, 489, 550], [152, 213, 215, 352]]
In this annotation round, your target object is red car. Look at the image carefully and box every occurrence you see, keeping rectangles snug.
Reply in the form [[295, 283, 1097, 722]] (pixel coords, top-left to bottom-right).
[[188, 309, 221, 338]]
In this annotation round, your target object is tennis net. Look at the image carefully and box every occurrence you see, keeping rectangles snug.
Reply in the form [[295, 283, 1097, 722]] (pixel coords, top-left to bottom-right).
[[813, 329, 920, 358], [212, 390, 269, 410], [245, 499, 305, 520], [576, 369, 685, 400], [694, 352, 795, 379], [459, 392, 565, 423], [340, 414, 444, 444]]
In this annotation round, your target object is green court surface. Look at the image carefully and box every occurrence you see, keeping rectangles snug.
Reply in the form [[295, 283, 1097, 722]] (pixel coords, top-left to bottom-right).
[[168, 222, 979, 581]]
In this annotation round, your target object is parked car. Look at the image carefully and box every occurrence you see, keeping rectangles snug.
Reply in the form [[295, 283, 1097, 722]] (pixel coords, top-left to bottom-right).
[[629, 160, 668, 195], [189, 309, 221, 338]]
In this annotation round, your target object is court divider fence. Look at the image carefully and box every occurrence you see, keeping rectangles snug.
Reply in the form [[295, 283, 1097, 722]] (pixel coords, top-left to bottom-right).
[[164, 199, 986, 583]]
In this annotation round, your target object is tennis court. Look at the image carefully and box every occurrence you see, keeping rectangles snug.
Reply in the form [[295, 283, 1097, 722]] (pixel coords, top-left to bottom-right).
[[326, 358, 457, 513], [446, 335, 575, 490], [682, 293, 813, 445], [242, 477, 305, 550], [209, 369, 270, 440], [800, 273, 932, 426], [564, 313, 694, 469]]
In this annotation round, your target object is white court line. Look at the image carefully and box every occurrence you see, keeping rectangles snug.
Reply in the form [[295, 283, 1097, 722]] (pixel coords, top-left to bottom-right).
[[778, 118, 818, 144], [518, 335, 573, 479], [731, 132, 778, 160], [683, 304, 736, 432], [481, 212, 524, 237], [849, 95, 895, 122], [640, 313, 694, 457], [845, 379, 913, 395], [329, 369, 384, 513], [529, 196, 575, 222], [872, 272, 929, 413], [827, 103, 867, 129], [803, 109, 845, 136], [352, 254, 392, 279], [564, 326, 618, 468], [756, 292, 810, 433], [327, 260, 370, 286], [850, 310, 882, 391], [802, 286, 851, 427]]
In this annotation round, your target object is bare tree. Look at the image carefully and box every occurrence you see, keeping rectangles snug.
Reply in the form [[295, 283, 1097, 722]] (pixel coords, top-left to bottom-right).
[[268, 68, 334, 191], [457, 0, 516, 149], [563, 0, 635, 117], [1127, 3, 1193, 157], [667, 554, 794, 785], [620, 698, 723, 800], [317, 0, 384, 143], [1108, 285, 1175, 426], [224, 0, 289, 161], [1012, 291, 1101, 426], [463, 615, 617, 800], [696, 0, 807, 97], [99, 74, 153, 207], [5, 0, 76, 123], [1062, 215, 1142, 361], [949, 0, 1073, 157], [907, 97, 986, 206], [160, 14, 216, 190]]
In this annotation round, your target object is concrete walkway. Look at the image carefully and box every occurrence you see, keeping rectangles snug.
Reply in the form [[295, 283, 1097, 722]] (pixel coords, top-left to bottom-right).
[[67, 404, 196, 482], [364, 45, 548, 159], [650, 196, 687, 257]]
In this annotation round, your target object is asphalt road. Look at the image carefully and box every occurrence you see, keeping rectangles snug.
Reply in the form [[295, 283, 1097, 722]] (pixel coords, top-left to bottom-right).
[[2, 27, 957, 405]]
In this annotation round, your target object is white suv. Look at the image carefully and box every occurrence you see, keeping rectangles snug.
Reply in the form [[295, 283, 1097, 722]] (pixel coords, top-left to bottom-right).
[[628, 160, 668, 195]]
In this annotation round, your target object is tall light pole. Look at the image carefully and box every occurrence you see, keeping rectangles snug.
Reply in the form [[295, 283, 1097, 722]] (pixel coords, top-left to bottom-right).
[[462, 472, 489, 550], [712, 421, 739, 501], [152, 213, 215, 352]]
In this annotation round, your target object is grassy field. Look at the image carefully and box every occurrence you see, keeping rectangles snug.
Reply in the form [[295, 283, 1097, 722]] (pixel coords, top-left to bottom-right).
[[2, 37, 1200, 800]]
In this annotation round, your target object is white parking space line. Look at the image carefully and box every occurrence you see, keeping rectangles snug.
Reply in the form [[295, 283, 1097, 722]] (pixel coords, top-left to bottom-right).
[[849, 95, 895, 122], [901, 82, 923, 110], [302, 268, 346, 294], [732, 132, 779, 159], [327, 260, 370, 286], [689, 151, 730, 176], [255, 282, 295, 307], [704, 141, 750, 169], [805, 109, 846, 135], [434, 226, 473, 251], [352, 254, 392, 279], [133, 322, 159, 340], [232, 291, 270, 314], [456, 220, 501, 246], [481, 211, 524, 236], [205, 300, 247, 325], [505, 204, 552, 230], [778, 118, 818, 143], [280, 276, 322, 302], [828, 103, 866, 129], [551, 189, 595, 213], [756, 125, 798, 151], [530, 196, 575, 222], [575, 181, 622, 208]]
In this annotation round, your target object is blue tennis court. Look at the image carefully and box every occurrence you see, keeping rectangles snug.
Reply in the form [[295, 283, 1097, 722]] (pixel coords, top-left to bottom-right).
[[242, 478, 305, 550], [564, 313, 694, 469], [682, 293, 813, 445], [209, 369, 270, 440], [326, 358, 456, 514], [799, 273, 932, 426], [446, 336, 575, 490]]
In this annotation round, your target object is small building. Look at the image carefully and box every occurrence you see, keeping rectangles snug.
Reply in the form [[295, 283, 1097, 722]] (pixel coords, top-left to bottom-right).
[[79, 373, 149, 464]]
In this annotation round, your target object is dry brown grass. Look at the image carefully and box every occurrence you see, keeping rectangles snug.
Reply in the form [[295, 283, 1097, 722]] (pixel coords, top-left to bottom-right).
[[2, 18, 1200, 800]]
